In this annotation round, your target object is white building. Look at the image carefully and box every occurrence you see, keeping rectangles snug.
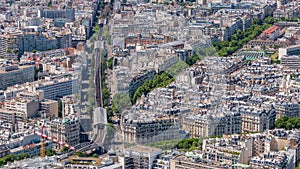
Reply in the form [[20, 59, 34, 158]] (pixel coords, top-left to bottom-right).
[[279, 44, 300, 60]]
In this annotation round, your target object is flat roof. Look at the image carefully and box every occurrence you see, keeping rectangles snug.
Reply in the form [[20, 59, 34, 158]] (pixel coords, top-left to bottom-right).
[[232, 163, 251, 168], [0, 65, 34, 74], [126, 145, 162, 154]]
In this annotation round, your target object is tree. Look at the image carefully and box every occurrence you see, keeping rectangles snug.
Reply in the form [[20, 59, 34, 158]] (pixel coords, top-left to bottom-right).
[[263, 16, 278, 24], [108, 57, 114, 70], [17, 153, 29, 160], [213, 23, 271, 56], [61, 146, 69, 153], [107, 107, 114, 122], [176, 138, 204, 150], [46, 149, 56, 156], [275, 116, 300, 130], [34, 67, 39, 81], [58, 100, 63, 118], [187, 54, 201, 65], [48, 0, 52, 7], [75, 152, 88, 157], [104, 123, 116, 145], [112, 93, 131, 114]]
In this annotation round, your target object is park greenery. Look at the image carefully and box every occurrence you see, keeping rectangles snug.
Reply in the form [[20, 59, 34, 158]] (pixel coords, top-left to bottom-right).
[[108, 57, 114, 70], [104, 123, 116, 145], [213, 18, 272, 56], [0, 150, 55, 166], [187, 54, 202, 66], [45, 148, 56, 156], [275, 116, 300, 130], [176, 138, 204, 151], [112, 93, 132, 115], [132, 72, 174, 103], [187, 46, 217, 65], [0, 153, 30, 166], [34, 67, 43, 81], [74, 152, 99, 158], [61, 146, 69, 153], [101, 55, 111, 108], [100, 50, 115, 122], [213, 16, 297, 57], [146, 139, 181, 150], [264, 16, 298, 24], [146, 138, 204, 151], [75, 151, 89, 157], [87, 54, 95, 115], [132, 61, 188, 104], [58, 100, 62, 118]]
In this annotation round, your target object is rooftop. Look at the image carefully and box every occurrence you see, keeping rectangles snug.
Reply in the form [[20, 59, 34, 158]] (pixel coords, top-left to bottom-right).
[[126, 145, 162, 154]]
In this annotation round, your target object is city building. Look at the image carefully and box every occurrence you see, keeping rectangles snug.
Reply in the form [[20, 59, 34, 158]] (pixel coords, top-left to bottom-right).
[[250, 151, 294, 169], [39, 99, 58, 118], [27, 75, 79, 100], [38, 8, 75, 21], [64, 156, 122, 169], [183, 111, 242, 138], [61, 95, 79, 118], [281, 55, 300, 69], [0, 62, 34, 90], [240, 105, 276, 133], [4, 97, 40, 119], [124, 145, 162, 169], [0, 144, 9, 158], [122, 115, 187, 144], [10, 141, 53, 157], [0, 109, 18, 132], [279, 44, 300, 60], [202, 137, 253, 165], [261, 25, 280, 40], [49, 117, 80, 149]]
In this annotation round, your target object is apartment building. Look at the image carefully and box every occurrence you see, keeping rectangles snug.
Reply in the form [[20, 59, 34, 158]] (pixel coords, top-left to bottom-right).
[[124, 33, 174, 48], [0, 63, 34, 90], [250, 151, 294, 169], [247, 39, 279, 50], [39, 99, 58, 118], [275, 100, 300, 119], [124, 145, 162, 169], [0, 109, 17, 132], [0, 144, 9, 158], [279, 44, 300, 60], [273, 6, 300, 20], [49, 117, 80, 149], [4, 97, 39, 119], [184, 111, 242, 138], [261, 25, 280, 40], [280, 55, 300, 69], [240, 106, 276, 133], [38, 8, 75, 21], [0, 34, 18, 60], [202, 137, 253, 165], [0, 30, 72, 57], [169, 154, 232, 169], [65, 156, 122, 169], [27, 76, 79, 100], [10, 141, 53, 157], [122, 116, 187, 144], [61, 95, 79, 118]]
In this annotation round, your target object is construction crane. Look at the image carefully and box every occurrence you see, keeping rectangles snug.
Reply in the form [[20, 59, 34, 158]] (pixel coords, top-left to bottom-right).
[[33, 126, 76, 157]]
